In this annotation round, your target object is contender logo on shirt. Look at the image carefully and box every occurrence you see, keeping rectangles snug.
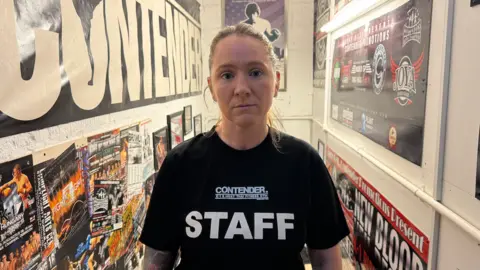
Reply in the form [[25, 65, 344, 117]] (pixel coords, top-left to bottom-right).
[[215, 186, 269, 200], [185, 211, 294, 240]]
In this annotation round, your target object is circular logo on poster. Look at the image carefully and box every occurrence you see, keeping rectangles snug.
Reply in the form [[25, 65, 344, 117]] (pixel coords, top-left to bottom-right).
[[388, 126, 397, 149], [373, 44, 387, 95]]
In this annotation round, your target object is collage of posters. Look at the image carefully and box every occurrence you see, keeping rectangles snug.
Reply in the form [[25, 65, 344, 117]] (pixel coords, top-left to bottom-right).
[[224, 0, 286, 91], [330, 0, 433, 165], [0, 118, 166, 269], [326, 148, 430, 269]]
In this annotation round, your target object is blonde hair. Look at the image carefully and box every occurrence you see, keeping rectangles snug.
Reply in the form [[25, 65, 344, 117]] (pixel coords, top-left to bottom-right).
[[206, 23, 283, 149]]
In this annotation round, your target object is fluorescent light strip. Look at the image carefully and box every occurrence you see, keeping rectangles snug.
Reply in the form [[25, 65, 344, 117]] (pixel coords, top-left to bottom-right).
[[320, 0, 380, 33]]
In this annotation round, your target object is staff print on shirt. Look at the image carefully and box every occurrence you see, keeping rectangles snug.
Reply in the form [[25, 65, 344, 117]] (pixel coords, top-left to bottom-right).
[[186, 211, 295, 240]]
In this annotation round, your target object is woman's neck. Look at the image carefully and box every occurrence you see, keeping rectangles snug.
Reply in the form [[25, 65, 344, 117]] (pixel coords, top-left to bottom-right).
[[216, 119, 269, 150]]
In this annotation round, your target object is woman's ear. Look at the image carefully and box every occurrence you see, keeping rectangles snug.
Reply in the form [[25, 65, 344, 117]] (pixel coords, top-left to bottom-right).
[[207, 77, 216, 102], [274, 71, 280, 97]]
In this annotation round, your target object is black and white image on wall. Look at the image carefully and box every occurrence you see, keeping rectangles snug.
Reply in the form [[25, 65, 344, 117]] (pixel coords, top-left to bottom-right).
[[183, 105, 193, 135], [0, 0, 202, 139], [313, 0, 330, 89]]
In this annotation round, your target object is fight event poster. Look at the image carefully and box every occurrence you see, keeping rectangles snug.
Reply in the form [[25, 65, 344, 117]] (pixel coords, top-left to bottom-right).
[[313, 0, 330, 89], [224, 0, 286, 91], [0, 0, 202, 139], [330, 0, 433, 165], [326, 148, 430, 269], [152, 127, 169, 173], [0, 155, 42, 270]]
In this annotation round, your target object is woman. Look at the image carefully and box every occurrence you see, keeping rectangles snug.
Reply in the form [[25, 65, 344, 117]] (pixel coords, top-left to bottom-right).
[[139, 23, 349, 270]]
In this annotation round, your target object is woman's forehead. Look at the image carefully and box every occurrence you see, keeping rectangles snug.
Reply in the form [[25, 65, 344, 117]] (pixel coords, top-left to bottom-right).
[[212, 35, 269, 67]]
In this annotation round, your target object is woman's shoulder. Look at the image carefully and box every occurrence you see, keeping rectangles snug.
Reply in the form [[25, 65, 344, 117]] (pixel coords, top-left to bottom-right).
[[164, 132, 213, 164], [276, 130, 318, 156]]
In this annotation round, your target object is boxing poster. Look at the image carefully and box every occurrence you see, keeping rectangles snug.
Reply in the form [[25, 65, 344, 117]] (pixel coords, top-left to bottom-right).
[[330, 0, 433, 165], [0, 155, 42, 270], [87, 129, 124, 236], [326, 148, 430, 269], [168, 111, 185, 150], [0, 0, 202, 139], [39, 142, 90, 258], [224, 0, 286, 91], [313, 0, 330, 89], [476, 127, 480, 200], [152, 127, 169, 173]]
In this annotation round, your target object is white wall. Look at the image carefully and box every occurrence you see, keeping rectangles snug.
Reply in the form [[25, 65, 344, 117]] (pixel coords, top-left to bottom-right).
[[438, 1, 480, 268], [200, 0, 314, 144]]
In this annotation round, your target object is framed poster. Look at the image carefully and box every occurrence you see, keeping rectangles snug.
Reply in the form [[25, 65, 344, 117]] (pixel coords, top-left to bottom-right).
[[330, 0, 433, 165], [224, 0, 286, 91], [167, 111, 184, 150], [194, 114, 202, 136], [317, 139, 325, 160], [313, 0, 330, 89], [152, 127, 169, 172], [183, 105, 193, 135], [476, 127, 480, 200]]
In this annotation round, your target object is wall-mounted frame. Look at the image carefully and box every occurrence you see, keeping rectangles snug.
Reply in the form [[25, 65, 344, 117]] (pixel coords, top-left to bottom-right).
[[223, 0, 287, 91], [152, 126, 169, 172], [194, 114, 202, 136], [317, 139, 325, 160], [472, 0, 480, 7], [167, 111, 184, 150], [183, 105, 193, 135]]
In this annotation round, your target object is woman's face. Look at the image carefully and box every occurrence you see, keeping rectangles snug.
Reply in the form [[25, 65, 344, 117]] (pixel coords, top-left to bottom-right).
[[208, 35, 279, 128]]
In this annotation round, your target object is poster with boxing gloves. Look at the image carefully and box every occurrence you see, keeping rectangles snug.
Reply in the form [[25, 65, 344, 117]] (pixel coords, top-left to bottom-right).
[[330, 0, 433, 165], [224, 0, 286, 91]]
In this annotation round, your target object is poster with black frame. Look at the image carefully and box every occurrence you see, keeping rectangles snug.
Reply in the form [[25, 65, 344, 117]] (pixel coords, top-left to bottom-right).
[[0, 155, 42, 270], [476, 127, 480, 200], [330, 0, 433, 165], [325, 148, 430, 269], [313, 0, 330, 89], [224, 0, 286, 91], [167, 111, 185, 150], [183, 105, 193, 135], [152, 127, 169, 172], [194, 114, 202, 136]]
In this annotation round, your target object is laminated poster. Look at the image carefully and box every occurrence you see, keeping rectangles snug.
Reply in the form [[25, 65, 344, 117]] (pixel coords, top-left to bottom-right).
[[326, 148, 430, 269]]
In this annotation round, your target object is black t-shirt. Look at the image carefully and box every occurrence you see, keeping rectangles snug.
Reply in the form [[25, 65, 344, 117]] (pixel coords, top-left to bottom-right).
[[140, 127, 349, 270]]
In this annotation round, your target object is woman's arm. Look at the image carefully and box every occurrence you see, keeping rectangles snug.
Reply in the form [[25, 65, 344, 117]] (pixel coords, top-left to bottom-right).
[[143, 246, 177, 270], [308, 245, 342, 270]]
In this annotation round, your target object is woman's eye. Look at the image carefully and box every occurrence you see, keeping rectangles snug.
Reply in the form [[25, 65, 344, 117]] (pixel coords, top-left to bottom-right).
[[221, 72, 233, 80], [250, 69, 263, 77]]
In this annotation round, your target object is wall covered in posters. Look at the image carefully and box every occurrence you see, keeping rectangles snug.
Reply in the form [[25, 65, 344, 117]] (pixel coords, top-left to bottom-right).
[[325, 148, 430, 269], [0, 119, 168, 269], [313, 0, 330, 89], [330, 0, 433, 165], [224, 0, 286, 91], [0, 0, 203, 139]]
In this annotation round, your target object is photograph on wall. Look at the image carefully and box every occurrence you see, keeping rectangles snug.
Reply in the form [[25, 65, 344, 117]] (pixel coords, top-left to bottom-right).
[[224, 0, 286, 91], [152, 127, 169, 172], [183, 105, 193, 135], [330, 0, 433, 165], [167, 111, 185, 150], [476, 127, 480, 200], [0, 155, 42, 270], [317, 139, 325, 160], [313, 0, 330, 89], [41, 143, 89, 250], [325, 148, 430, 269], [0, 0, 203, 139], [194, 114, 202, 136]]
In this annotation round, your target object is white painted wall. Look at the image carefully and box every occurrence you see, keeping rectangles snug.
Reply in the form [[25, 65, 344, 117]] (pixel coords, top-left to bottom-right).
[[438, 1, 480, 268], [200, 0, 314, 144]]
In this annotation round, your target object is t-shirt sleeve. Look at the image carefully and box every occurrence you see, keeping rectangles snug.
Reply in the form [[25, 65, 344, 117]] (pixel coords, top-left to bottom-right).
[[140, 153, 181, 252], [306, 151, 350, 250]]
